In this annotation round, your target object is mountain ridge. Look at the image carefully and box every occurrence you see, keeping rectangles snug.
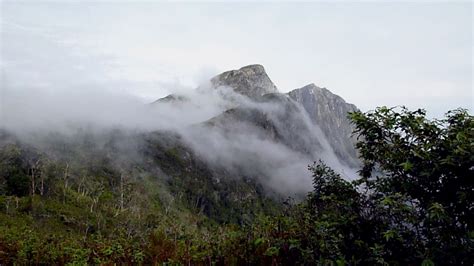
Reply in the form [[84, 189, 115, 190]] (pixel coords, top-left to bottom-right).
[[155, 64, 360, 169]]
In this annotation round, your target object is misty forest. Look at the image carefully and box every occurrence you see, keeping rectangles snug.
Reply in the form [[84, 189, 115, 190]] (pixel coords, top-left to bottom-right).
[[1, 64, 472, 265], [1, 2, 473, 266]]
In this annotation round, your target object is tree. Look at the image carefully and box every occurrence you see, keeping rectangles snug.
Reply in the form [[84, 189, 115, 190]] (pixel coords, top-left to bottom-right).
[[349, 107, 473, 264], [0, 144, 30, 196], [305, 160, 363, 262]]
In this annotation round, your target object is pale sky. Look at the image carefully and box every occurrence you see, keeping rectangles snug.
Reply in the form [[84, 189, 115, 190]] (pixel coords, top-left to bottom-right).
[[1, 1, 472, 118]]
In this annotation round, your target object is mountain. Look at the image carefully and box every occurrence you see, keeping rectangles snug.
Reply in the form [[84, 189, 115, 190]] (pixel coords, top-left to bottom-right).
[[201, 65, 359, 169], [150, 65, 359, 172], [2, 65, 469, 264], [204, 92, 324, 158], [210, 64, 278, 99], [0, 63, 365, 263], [288, 84, 359, 167], [148, 65, 360, 201], [0, 64, 360, 227], [152, 94, 188, 104]]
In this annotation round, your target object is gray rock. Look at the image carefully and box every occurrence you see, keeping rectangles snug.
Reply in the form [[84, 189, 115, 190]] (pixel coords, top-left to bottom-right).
[[288, 84, 359, 167], [204, 93, 324, 157], [152, 94, 189, 104], [211, 64, 278, 99], [150, 65, 360, 170]]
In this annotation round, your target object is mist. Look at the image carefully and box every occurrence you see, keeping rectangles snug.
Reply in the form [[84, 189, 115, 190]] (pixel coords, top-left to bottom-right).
[[1, 12, 357, 196], [1, 69, 358, 196]]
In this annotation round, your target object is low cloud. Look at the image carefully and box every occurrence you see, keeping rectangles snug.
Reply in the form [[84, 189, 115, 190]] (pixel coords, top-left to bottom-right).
[[1, 76, 357, 196], [1, 19, 357, 197]]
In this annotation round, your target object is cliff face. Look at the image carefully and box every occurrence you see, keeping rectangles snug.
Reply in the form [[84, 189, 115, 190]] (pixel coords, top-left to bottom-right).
[[210, 64, 278, 99], [288, 84, 359, 167], [207, 66, 359, 168], [204, 92, 324, 158]]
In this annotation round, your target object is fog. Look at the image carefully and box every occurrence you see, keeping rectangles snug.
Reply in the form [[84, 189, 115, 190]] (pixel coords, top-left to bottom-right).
[[1, 72, 359, 196], [1, 15, 357, 196], [0, 3, 469, 197]]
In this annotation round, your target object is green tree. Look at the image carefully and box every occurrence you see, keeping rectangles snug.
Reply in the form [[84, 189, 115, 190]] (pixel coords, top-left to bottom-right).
[[349, 107, 473, 264], [305, 160, 364, 263], [0, 144, 30, 196]]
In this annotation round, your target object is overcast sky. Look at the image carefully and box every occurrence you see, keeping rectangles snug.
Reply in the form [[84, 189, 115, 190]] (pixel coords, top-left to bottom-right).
[[1, 1, 472, 118]]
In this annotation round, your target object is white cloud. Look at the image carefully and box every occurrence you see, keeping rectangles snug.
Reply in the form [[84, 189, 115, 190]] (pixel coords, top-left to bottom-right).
[[1, 2, 471, 115]]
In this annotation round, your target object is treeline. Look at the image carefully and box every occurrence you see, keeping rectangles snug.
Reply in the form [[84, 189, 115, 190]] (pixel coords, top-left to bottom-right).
[[0, 107, 472, 265]]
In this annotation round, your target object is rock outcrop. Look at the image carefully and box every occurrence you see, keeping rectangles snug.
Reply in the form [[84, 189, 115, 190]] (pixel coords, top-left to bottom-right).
[[204, 92, 324, 157], [288, 84, 359, 167], [210, 64, 278, 99]]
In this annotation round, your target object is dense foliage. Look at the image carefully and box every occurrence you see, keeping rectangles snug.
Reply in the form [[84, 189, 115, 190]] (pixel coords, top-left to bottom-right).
[[0, 107, 472, 265], [349, 107, 473, 264]]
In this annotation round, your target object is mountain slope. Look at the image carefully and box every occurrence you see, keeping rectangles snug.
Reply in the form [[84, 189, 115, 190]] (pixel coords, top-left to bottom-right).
[[1, 64, 361, 228], [204, 93, 324, 158], [288, 84, 359, 167], [205, 66, 359, 168], [151, 64, 360, 179]]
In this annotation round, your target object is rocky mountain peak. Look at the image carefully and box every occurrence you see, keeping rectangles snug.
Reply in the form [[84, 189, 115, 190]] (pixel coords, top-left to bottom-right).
[[300, 83, 319, 90], [210, 64, 278, 99], [288, 84, 359, 167], [295, 83, 346, 102], [152, 65, 359, 168], [238, 64, 266, 74]]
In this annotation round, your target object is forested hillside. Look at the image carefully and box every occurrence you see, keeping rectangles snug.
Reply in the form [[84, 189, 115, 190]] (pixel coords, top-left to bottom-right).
[[0, 107, 472, 265]]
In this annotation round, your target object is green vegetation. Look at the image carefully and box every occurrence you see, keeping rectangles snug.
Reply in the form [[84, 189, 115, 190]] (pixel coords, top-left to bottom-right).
[[0, 107, 472, 265]]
